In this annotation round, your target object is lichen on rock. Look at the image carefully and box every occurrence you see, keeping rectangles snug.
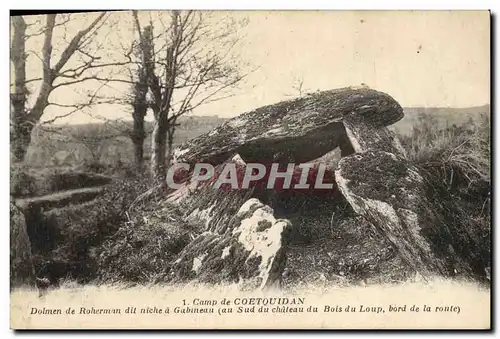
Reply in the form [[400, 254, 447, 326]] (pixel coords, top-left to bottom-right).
[[169, 198, 292, 289], [335, 150, 475, 279], [173, 87, 404, 166]]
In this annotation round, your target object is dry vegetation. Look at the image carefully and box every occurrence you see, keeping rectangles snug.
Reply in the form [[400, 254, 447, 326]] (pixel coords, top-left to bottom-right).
[[400, 112, 491, 281]]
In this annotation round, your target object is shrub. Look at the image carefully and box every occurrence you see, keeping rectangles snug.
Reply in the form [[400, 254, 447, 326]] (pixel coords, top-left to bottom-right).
[[58, 176, 150, 254], [47, 172, 112, 192], [90, 202, 195, 285], [399, 112, 491, 279], [401, 113, 490, 195], [29, 176, 151, 284], [10, 165, 37, 197]]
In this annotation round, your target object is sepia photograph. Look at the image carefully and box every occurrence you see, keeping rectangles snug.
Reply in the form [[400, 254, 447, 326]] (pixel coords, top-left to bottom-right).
[[9, 9, 491, 330]]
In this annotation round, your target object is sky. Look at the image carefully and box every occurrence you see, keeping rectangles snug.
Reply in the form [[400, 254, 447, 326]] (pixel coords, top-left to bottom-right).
[[14, 10, 490, 125]]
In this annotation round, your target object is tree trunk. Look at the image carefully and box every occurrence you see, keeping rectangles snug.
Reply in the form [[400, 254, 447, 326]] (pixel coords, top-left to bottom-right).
[[165, 137, 173, 175], [131, 107, 146, 168], [10, 201, 35, 289], [11, 121, 34, 163], [10, 15, 55, 162], [131, 37, 149, 169], [165, 121, 178, 174], [10, 16, 29, 163], [133, 134, 145, 168], [151, 118, 168, 184]]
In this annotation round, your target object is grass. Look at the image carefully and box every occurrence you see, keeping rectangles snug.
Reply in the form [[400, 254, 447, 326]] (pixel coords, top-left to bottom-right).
[[90, 201, 197, 285], [401, 112, 490, 190], [399, 112, 491, 280], [400, 111, 490, 224]]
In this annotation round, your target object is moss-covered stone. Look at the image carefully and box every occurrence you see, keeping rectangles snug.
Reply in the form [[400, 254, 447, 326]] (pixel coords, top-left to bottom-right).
[[338, 151, 416, 210], [173, 87, 403, 166], [336, 150, 479, 279]]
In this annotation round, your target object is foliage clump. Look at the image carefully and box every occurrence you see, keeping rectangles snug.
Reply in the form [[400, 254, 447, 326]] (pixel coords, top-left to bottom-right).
[[400, 112, 491, 280]]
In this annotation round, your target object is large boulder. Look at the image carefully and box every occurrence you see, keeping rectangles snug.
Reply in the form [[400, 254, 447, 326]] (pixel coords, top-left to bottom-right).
[[169, 198, 292, 290], [166, 87, 408, 288], [173, 87, 403, 166], [169, 85, 488, 286], [335, 151, 455, 278], [334, 108, 483, 280], [10, 201, 35, 288], [166, 156, 293, 290]]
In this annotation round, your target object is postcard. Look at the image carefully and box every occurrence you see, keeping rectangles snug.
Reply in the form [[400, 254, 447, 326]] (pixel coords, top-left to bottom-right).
[[10, 10, 491, 330]]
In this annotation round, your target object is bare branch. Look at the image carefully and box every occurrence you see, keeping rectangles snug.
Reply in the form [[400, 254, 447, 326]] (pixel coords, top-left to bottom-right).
[[57, 60, 134, 79], [42, 78, 112, 125], [41, 15, 55, 72], [52, 12, 107, 74], [52, 76, 133, 89], [39, 108, 81, 125], [24, 14, 72, 40]]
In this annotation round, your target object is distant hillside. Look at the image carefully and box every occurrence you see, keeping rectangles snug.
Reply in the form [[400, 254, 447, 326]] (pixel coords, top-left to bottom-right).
[[22, 105, 490, 169], [63, 115, 229, 136], [392, 105, 490, 135], [25, 115, 229, 168]]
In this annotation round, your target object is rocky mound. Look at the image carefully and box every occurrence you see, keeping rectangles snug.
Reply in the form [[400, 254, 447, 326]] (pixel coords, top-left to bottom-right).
[[170, 198, 292, 290], [164, 86, 488, 289]]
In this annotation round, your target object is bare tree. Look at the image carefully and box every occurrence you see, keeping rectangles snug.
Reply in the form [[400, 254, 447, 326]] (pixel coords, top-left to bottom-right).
[[131, 10, 248, 184], [292, 76, 306, 96], [82, 22, 153, 170], [284, 75, 312, 98], [128, 25, 153, 169], [10, 13, 112, 162]]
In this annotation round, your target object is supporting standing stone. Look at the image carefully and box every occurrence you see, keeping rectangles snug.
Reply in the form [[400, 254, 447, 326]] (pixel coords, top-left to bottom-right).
[[166, 156, 293, 290], [335, 121, 474, 279]]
